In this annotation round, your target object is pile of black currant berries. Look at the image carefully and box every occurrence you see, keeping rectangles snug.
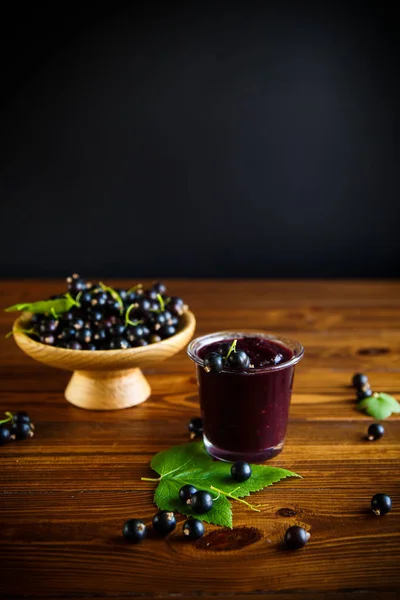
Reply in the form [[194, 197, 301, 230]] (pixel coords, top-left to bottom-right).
[[0, 411, 34, 445], [203, 339, 252, 373], [20, 274, 188, 350]]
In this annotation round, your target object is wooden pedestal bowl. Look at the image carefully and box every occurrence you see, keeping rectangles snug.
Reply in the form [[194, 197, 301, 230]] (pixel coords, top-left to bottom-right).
[[12, 311, 196, 410]]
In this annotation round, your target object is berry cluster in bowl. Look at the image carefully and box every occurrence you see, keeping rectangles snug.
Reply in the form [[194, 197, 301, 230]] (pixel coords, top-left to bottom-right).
[[7, 274, 188, 351]]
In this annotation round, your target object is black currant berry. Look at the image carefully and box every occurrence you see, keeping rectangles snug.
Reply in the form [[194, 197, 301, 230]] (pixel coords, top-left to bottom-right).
[[76, 328, 92, 345], [231, 461, 252, 482], [368, 423, 385, 441], [40, 333, 56, 346], [67, 341, 83, 350], [179, 484, 197, 503], [159, 325, 176, 339], [190, 490, 213, 514], [85, 343, 97, 350], [58, 326, 76, 341], [188, 417, 203, 439], [371, 493, 392, 516], [152, 511, 176, 536], [228, 350, 250, 370], [182, 518, 204, 540], [12, 411, 30, 425], [132, 338, 148, 347], [109, 324, 126, 338], [203, 352, 224, 373], [66, 273, 86, 294], [12, 422, 34, 440], [109, 337, 130, 349], [352, 373, 369, 388], [149, 334, 162, 344], [284, 526, 310, 549], [122, 519, 147, 543], [72, 318, 85, 331], [357, 387, 373, 401], [166, 297, 185, 316], [0, 426, 13, 445]]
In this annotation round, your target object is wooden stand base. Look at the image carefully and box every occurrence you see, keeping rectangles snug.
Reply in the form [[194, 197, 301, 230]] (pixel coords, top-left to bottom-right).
[[65, 368, 151, 410]]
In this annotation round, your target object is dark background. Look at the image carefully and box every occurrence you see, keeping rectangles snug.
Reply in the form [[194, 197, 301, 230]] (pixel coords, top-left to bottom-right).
[[0, 1, 398, 279]]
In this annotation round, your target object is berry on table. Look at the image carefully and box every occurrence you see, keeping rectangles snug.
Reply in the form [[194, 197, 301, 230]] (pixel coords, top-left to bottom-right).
[[371, 493, 392, 516], [0, 426, 14, 445], [122, 519, 147, 543], [189, 490, 213, 514], [13, 411, 31, 425], [231, 461, 252, 482], [182, 518, 205, 540], [357, 387, 373, 401], [188, 417, 203, 439], [284, 526, 310, 549], [352, 373, 369, 388], [228, 350, 250, 370], [179, 484, 197, 503], [203, 352, 224, 373], [152, 511, 176, 536], [368, 423, 385, 441]]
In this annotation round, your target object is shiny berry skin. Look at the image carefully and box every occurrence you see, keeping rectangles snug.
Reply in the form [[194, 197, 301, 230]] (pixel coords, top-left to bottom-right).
[[122, 519, 147, 543], [188, 417, 203, 438], [72, 318, 85, 331], [152, 511, 176, 536], [58, 326, 76, 341], [12, 422, 33, 440], [126, 325, 144, 343], [284, 526, 310, 549], [150, 334, 162, 344], [228, 350, 250, 370], [109, 324, 126, 338], [66, 341, 83, 350], [137, 298, 151, 313], [371, 493, 392, 516], [93, 327, 108, 343], [368, 423, 385, 441], [352, 373, 369, 388], [89, 309, 104, 323], [166, 297, 185, 315], [159, 325, 176, 339], [109, 337, 130, 349], [153, 282, 167, 295], [231, 461, 252, 482], [132, 338, 148, 347], [66, 273, 86, 294], [190, 490, 213, 514], [39, 319, 59, 334], [76, 328, 92, 344], [357, 387, 373, 401], [182, 518, 204, 540], [79, 291, 93, 307], [203, 352, 224, 373], [0, 426, 12, 445], [40, 333, 56, 346], [179, 484, 198, 503], [12, 411, 31, 425]]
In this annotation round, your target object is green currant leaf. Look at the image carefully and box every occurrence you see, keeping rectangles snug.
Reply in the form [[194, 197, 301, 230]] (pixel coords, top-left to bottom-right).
[[358, 392, 400, 420], [143, 441, 301, 528]]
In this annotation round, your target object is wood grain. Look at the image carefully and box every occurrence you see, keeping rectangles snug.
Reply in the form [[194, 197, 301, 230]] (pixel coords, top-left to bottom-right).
[[0, 280, 400, 599]]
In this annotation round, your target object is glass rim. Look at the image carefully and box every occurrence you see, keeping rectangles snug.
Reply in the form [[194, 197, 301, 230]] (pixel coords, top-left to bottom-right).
[[187, 330, 304, 374]]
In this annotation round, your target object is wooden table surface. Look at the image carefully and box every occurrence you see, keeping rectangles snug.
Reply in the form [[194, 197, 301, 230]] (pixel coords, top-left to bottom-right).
[[1, 280, 399, 600]]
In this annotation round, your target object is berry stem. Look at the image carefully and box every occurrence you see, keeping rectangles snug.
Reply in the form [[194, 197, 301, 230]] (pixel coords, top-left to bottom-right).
[[124, 304, 143, 327], [0, 411, 13, 425], [224, 339, 237, 361], [210, 485, 261, 512], [99, 282, 124, 315], [141, 477, 161, 482], [5, 328, 39, 339], [156, 294, 165, 312]]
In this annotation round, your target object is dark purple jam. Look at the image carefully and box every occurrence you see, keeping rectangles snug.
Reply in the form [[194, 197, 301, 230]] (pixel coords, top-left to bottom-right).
[[196, 336, 296, 462]]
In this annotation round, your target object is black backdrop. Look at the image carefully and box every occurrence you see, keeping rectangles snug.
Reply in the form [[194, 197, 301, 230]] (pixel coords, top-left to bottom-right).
[[0, 2, 399, 278]]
